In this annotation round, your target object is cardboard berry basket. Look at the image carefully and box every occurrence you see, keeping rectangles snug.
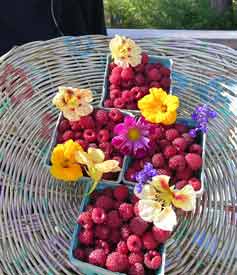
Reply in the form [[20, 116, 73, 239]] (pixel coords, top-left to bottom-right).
[[122, 118, 206, 198], [99, 54, 173, 115], [44, 107, 133, 185], [69, 181, 166, 275]]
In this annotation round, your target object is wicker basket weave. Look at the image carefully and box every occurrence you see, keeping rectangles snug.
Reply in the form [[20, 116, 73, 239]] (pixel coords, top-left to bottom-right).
[[0, 35, 237, 275]]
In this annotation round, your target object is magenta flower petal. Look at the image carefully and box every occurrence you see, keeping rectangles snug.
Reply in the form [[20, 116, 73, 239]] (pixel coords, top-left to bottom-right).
[[111, 135, 127, 149], [133, 141, 148, 158], [140, 136, 150, 148], [124, 116, 136, 127], [120, 141, 133, 155], [114, 123, 128, 135]]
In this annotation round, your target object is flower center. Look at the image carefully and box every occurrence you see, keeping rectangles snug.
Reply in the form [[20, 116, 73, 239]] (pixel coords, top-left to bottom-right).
[[128, 128, 141, 141], [161, 104, 167, 112], [61, 159, 71, 168]]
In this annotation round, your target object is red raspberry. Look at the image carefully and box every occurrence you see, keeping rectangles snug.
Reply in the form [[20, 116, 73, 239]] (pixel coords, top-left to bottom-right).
[[176, 166, 193, 180], [113, 98, 125, 108], [92, 208, 107, 224], [108, 108, 124, 122], [121, 224, 131, 240], [78, 229, 93, 245], [175, 123, 188, 134], [112, 66, 122, 75], [85, 204, 94, 212], [110, 89, 122, 100], [90, 190, 99, 201], [119, 203, 134, 221], [163, 145, 177, 159], [74, 248, 85, 261], [95, 225, 110, 240], [57, 135, 64, 144], [127, 235, 142, 253], [77, 211, 93, 229], [113, 185, 129, 201], [185, 153, 202, 171], [165, 128, 179, 141], [176, 180, 188, 189], [99, 142, 112, 156], [129, 263, 145, 275], [121, 79, 134, 89], [133, 202, 140, 216], [83, 129, 97, 143], [142, 231, 158, 250], [131, 87, 143, 100], [101, 188, 113, 198], [131, 160, 142, 171], [110, 83, 120, 90], [117, 241, 129, 254], [95, 240, 110, 255], [169, 155, 186, 171], [131, 194, 139, 205], [154, 62, 162, 70], [161, 77, 171, 90], [149, 81, 161, 89], [84, 248, 94, 261], [109, 62, 117, 71], [70, 121, 81, 131], [97, 129, 110, 143], [107, 210, 122, 228], [114, 200, 121, 209], [172, 137, 188, 152], [110, 230, 121, 244], [128, 252, 144, 265], [112, 156, 123, 167], [152, 226, 171, 243], [189, 144, 202, 155], [152, 153, 165, 168], [75, 139, 88, 149], [74, 131, 82, 140], [144, 250, 162, 269], [79, 115, 95, 129], [62, 130, 74, 141], [140, 85, 149, 94], [129, 217, 149, 236], [134, 63, 145, 73], [135, 73, 145, 86], [141, 53, 149, 64], [121, 67, 134, 81], [109, 73, 121, 85], [104, 99, 113, 108], [152, 126, 165, 140], [126, 103, 137, 110], [106, 252, 129, 272], [145, 63, 154, 73], [95, 195, 114, 211], [89, 249, 106, 267], [182, 133, 194, 146], [188, 177, 201, 191], [147, 68, 161, 81], [159, 139, 171, 151], [95, 109, 108, 125], [160, 67, 171, 77], [122, 90, 133, 103], [157, 168, 172, 176], [58, 119, 70, 133]]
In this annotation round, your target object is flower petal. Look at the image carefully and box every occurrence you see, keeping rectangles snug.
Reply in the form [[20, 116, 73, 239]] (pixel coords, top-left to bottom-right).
[[50, 163, 82, 181], [153, 206, 177, 232], [113, 123, 128, 135], [75, 150, 90, 166], [75, 103, 93, 117], [138, 199, 162, 222], [124, 116, 137, 128], [64, 139, 82, 162], [133, 140, 148, 159], [120, 141, 133, 155], [151, 175, 171, 193], [50, 144, 65, 165], [162, 111, 177, 126], [95, 160, 121, 173], [111, 135, 127, 149], [172, 185, 196, 211], [88, 148, 105, 163], [139, 184, 157, 200], [164, 95, 180, 112]]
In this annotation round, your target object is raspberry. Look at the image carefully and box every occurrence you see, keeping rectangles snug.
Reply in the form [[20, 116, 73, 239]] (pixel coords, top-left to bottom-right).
[[182, 133, 194, 146], [176, 180, 188, 189], [83, 129, 97, 143], [101, 188, 113, 198], [95, 109, 109, 125], [133, 202, 140, 216], [129, 217, 148, 236], [109, 62, 117, 72], [89, 249, 106, 267], [88, 143, 97, 149], [129, 263, 145, 275], [121, 79, 134, 89], [141, 53, 149, 64], [149, 81, 161, 89], [79, 115, 95, 129], [152, 153, 165, 168], [165, 128, 179, 141], [95, 195, 114, 211], [90, 190, 100, 201], [121, 224, 131, 240], [95, 225, 110, 240], [114, 200, 121, 209], [145, 64, 154, 73], [161, 77, 171, 90], [119, 203, 134, 221], [112, 66, 122, 75], [108, 108, 124, 122], [85, 204, 94, 212], [109, 73, 121, 85], [110, 230, 121, 243], [84, 247, 94, 261], [157, 168, 172, 176], [152, 226, 171, 243], [188, 177, 201, 191], [159, 139, 171, 150], [74, 131, 82, 140], [99, 142, 112, 157], [122, 90, 133, 103], [107, 210, 122, 228], [127, 235, 142, 253], [160, 67, 171, 77], [175, 123, 188, 134], [172, 137, 188, 152], [104, 99, 113, 108], [95, 240, 110, 255], [169, 155, 186, 171], [106, 252, 129, 272], [62, 130, 74, 141], [78, 229, 93, 245], [140, 85, 149, 94], [176, 166, 193, 180], [128, 252, 144, 265], [142, 232, 158, 250], [74, 248, 85, 260], [97, 129, 110, 143], [113, 98, 125, 108], [92, 208, 107, 224], [110, 89, 122, 100], [70, 121, 81, 131], [151, 126, 165, 140], [57, 135, 64, 144], [77, 211, 93, 229], [135, 73, 145, 86], [58, 119, 70, 133], [131, 160, 142, 171], [126, 103, 137, 110], [110, 84, 120, 90], [131, 87, 143, 100], [189, 144, 202, 155], [163, 145, 177, 159], [114, 185, 129, 201], [117, 241, 129, 254], [134, 63, 145, 73], [76, 139, 88, 150], [147, 68, 161, 81], [112, 156, 123, 167], [185, 153, 202, 170], [121, 67, 134, 81], [144, 250, 162, 269]]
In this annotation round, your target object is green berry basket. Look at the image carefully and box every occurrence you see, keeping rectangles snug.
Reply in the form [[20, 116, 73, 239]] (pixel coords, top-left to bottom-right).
[[99, 54, 173, 115], [69, 181, 166, 275], [122, 118, 206, 198]]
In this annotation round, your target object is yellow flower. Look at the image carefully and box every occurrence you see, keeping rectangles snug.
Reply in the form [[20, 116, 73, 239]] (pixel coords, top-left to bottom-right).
[[138, 88, 179, 125], [109, 35, 142, 67], [52, 86, 93, 121], [75, 148, 121, 193], [50, 139, 83, 181]]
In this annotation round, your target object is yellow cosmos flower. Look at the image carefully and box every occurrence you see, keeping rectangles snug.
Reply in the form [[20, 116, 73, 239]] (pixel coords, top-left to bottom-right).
[[109, 35, 142, 67], [138, 88, 179, 125], [50, 139, 83, 181], [52, 86, 93, 121], [75, 148, 121, 194]]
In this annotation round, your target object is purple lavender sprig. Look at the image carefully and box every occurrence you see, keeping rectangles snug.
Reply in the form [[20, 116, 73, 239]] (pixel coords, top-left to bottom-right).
[[189, 104, 217, 137]]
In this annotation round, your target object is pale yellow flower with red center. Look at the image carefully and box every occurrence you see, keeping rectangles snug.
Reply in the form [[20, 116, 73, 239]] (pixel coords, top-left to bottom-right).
[[52, 86, 93, 121], [109, 35, 142, 67]]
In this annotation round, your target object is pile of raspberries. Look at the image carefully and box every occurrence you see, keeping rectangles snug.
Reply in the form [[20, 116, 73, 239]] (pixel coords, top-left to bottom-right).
[[75, 185, 170, 275], [103, 53, 171, 110]]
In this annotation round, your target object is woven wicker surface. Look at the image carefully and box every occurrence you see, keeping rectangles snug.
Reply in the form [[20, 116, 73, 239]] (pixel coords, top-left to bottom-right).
[[0, 35, 237, 275]]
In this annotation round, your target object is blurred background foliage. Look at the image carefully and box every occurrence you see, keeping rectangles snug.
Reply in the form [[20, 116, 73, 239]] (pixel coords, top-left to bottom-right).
[[104, 0, 237, 29]]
